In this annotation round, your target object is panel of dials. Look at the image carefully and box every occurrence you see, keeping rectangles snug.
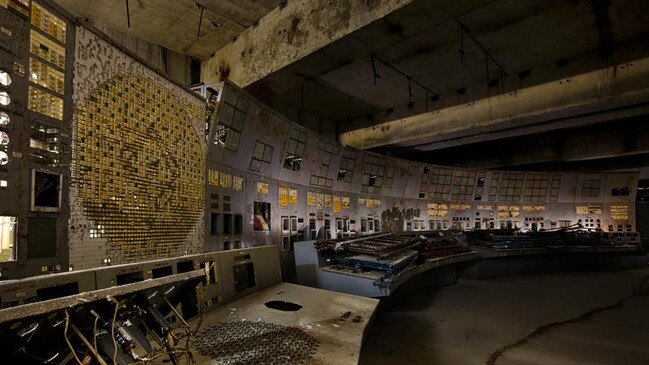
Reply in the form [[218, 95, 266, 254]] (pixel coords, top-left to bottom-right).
[[28, 7, 66, 122], [30, 2, 66, 43], [28, 86, 63, 120]]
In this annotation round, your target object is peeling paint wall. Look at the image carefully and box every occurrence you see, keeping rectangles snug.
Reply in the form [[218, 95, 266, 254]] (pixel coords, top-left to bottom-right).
[[94, 25, 193, 86], [0, 0, 641, 282], [201, 0, 416, 87], [207, 81, 639, 279]]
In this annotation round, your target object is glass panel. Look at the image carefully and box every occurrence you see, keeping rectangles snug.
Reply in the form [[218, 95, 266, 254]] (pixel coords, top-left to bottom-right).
[[30, 30, 65, 69], [29, 57, 65, 94], [0, 70, 11, 86], [28, 86, 63, 120], [31, 2, 67, 43], [0, 111, 9, 125], [0, 216, 17, 262], [262, 145, 273, 162], [252, 141, 264, 160], [0, 91, 10, 106], [0, 151, 9, 165]]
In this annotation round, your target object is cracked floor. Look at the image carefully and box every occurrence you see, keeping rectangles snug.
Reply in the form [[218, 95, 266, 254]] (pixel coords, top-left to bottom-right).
[[360, 268, 649, 365]]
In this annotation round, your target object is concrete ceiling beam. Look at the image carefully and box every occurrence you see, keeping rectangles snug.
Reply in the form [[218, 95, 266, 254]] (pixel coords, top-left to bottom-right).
[[200, 0, 418, 88], [339, 56, 649, 150]]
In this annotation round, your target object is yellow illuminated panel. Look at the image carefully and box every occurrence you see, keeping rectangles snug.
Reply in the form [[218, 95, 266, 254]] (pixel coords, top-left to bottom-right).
[[588, 206, 602, 214], [522, 205, 546, 212], [450, 203, 471, 211], [29, 57, 64, 94], [366, 199, 373, 208], [219, 172, 232, 189], [307, 192, 316, 206], [29, 86, 63, 120], [498, 205, 520, 218], [31, 2, 67, 43], [208, 169, 242, 190], [576, 206, 589, 215], [373, 199, 380, 207], [324, 194, 331, 207], [477, 205, 493, 210], [342, 196, 350, 209], [278, 186, 288, 207], [358, 198, 366, 205], [73, 73, 205, 260], [256, 182, 269, 194], [30, 30, 65, 69], [208, 170, 219, 187], [7, 0, 29, 19], [610, 205, 629, 221], [233, 176, 243, 191], [288, 188, 297, 204], [428, 203, 448, 218], [316, 193, 324, 207], [333, 195, 342, 213]]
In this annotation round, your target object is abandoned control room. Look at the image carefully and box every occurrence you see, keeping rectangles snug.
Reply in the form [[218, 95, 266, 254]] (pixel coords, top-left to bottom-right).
[[0, 0, 648, 364]]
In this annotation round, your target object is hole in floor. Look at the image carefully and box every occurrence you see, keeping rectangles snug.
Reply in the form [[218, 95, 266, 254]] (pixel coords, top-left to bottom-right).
[[264, 300, 302, 311]]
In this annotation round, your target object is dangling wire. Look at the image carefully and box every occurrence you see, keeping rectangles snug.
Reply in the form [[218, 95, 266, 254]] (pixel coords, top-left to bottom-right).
[[425, 90, 429, 111], [64, 310, 83, 365], [197, 4, 204, 37], [459, 24, 465, 64], [485, 50, 490, 81], [125, 0, 131, 29], [371, 56, 381, 86]]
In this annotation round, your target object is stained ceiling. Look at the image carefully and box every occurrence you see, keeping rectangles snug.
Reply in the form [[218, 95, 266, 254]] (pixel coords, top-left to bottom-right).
[[238, 0, 649, 171], [52, 0, 649, 170], [251, 0, 649, 124], [53, 0, 283, 59]]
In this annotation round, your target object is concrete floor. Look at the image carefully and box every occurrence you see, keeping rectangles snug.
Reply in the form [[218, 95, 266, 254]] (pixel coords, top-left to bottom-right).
[[360, 269, 649, 365]]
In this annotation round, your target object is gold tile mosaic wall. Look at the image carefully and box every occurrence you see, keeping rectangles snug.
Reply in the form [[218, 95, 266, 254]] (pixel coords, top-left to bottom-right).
[[73, 73, 205, 260]]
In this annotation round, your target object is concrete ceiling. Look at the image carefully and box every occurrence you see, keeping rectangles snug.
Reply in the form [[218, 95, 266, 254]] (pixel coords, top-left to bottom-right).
[[249, 0, 649, 126], [53, 0, 649, 170], [53, 0, 283, 59], [236, 0, 649, 171]]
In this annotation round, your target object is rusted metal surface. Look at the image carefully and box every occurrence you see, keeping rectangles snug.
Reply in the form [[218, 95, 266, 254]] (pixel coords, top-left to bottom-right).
[[192, 321, 320, 364], [0, 270, 205, 323], [419, 231, 470, 259]]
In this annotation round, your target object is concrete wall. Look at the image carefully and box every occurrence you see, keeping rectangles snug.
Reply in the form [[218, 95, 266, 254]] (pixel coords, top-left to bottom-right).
[[206, 81, 639, 279], [0, 245, 282, 312], [0, 0, 641, 281], [95, 25, 193, 86]]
